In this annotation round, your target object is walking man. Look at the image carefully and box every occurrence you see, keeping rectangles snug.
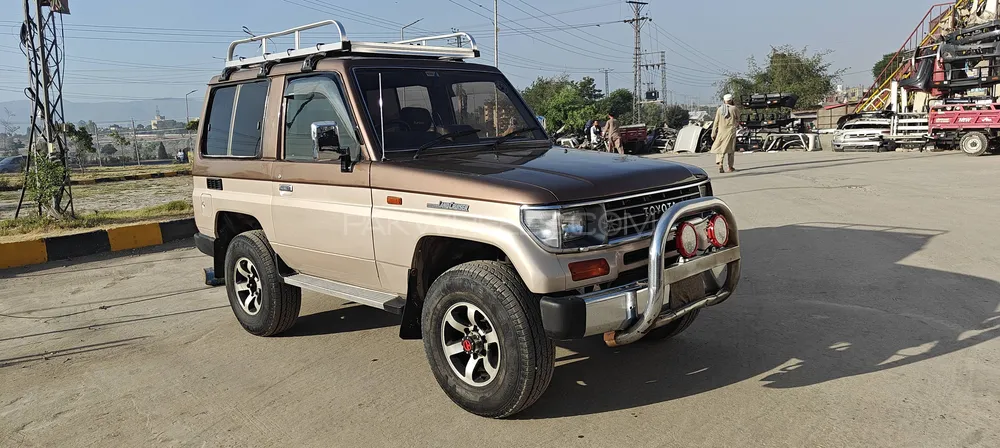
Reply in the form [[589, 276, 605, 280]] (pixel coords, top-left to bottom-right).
[[711, 93, 739, 173], [603, 113, 623, 155], [590, 120, 601, 148]]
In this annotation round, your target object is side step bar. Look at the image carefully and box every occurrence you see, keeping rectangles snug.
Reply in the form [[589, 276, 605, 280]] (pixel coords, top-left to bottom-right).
[[282, 274, 405, 314]]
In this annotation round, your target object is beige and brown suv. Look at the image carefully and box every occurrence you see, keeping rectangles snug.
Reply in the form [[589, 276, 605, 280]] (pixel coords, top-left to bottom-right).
[[192, 21, 742, 418]]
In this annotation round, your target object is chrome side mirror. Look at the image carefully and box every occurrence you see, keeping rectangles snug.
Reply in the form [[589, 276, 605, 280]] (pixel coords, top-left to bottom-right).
[[311, 120, 358, 173], [311, 121, 342, 159]]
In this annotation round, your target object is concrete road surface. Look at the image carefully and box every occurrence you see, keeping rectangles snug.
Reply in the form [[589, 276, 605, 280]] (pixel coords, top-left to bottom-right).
[[2, 151, 999, 447]]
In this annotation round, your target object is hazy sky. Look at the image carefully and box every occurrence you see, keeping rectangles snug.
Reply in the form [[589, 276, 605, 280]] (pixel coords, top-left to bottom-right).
[[0, 0, 943, 106]]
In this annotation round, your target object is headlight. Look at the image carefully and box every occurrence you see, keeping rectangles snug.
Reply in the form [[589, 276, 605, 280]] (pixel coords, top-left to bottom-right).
[[522, 204, 606, 250]]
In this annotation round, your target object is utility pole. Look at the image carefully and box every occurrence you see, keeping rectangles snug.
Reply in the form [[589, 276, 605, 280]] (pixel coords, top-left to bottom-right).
[[400, 18, 423, 41], [494, 0, 499, 67], [660, 51, 667, 107], [640, 50, 664, 109], [624, 1, 649, 124], [599, 69, 613, 98], [451, 27, 464, 48], [185, 89, 197, 125], [93, 124, 102, 167], [131, 118, 141, 166], [15, 0, 73, 219]]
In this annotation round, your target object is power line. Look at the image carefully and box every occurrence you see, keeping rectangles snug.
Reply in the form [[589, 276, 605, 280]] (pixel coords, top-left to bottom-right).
[[509, 0, 630, 53], [452, 0, 631, 64], [652, 23, 734, 72], [453, 0, 620, 29]]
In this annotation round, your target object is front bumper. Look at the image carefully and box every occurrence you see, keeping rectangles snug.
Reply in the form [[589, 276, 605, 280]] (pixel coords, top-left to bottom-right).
[[539, 197, 742, 345]]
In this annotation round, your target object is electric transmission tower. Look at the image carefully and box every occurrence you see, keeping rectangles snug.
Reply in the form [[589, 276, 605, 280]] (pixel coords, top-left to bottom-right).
[[624, 1, 649, 124], [599, 68, 613, 98], [15, 0, 73, 219]]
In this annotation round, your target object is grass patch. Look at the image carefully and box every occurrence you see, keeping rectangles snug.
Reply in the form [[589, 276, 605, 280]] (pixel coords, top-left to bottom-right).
[[0, 163, 192, 189], [0, 200, 193, 239]]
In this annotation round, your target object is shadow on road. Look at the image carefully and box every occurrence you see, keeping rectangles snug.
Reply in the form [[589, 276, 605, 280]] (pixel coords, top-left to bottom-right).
[[725, 151, 957, 178], [282, 304, 398, 337], [519, 223, 1000, 419]]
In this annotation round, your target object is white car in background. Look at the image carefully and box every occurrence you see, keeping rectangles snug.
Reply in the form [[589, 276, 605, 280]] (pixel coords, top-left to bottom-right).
[[833, 118, 892, 152]]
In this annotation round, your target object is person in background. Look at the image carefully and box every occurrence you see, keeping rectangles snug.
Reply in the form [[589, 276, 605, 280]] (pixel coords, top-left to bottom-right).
[[590, 120, 602, 147], [711, 93, 739, 173], [603, 113, 623, 155]]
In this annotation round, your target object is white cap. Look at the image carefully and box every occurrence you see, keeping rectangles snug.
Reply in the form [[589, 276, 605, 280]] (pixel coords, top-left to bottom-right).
[[723, 94, 733, 102]]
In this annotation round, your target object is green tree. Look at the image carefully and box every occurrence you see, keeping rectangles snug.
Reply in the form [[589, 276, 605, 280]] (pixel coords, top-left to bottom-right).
[[521, 75, 575, 116], [663, 105, 691, 129], [185, 119, 199, 131], [156, 141, 169, 159], [719, 45, 844, 109], [108, 130, 132, 164], [100, 143, 117, 155], [872, 52, 900, 81], [24, 142, 68, 217], [1, 108, 19, 156], [576, 76, 601, 101], [521, 76, 601, 131], [60, 123, 96, 155], [595, 89, 633, 119]]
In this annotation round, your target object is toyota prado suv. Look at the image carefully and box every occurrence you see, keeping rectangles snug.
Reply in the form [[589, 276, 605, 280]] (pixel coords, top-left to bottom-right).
[[192, 21, 742, 418]]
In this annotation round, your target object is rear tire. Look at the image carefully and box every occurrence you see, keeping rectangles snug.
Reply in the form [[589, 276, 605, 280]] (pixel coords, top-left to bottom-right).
[[421, 261, 555, 418], [643, 309, 700, 342], [224, 230, 301, 337], [960, 132, 989, 157]]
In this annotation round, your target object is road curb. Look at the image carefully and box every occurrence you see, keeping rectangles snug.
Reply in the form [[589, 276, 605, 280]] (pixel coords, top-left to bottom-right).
[[0, 170, 191, 191], [0, 218, 196, 269]]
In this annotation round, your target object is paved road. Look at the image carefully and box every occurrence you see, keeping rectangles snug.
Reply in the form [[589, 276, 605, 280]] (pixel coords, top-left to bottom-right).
[[2, 151, 1000, 447]]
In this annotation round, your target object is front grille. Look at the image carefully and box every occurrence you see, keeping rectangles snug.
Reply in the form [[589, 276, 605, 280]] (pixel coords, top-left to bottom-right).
[[604, 184, 702, 241]]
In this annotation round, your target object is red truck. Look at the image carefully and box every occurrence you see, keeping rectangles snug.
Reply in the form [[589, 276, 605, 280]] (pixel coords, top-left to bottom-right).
[[619, 124, 650, 154], [928, 100, 1000, 156]]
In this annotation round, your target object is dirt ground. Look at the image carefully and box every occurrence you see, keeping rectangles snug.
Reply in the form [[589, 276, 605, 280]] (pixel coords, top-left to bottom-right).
[[1, 151, 999, 447], [0, 176, 191, 220]]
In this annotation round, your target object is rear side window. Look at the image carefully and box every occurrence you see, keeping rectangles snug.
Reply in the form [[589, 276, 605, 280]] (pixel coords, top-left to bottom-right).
[[202, 80, 269, 157], [231, 82, 269, 157], [204, 87, 236, 156]]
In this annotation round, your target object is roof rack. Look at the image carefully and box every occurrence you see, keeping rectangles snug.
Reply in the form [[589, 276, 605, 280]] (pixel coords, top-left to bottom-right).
[[224, 20, 480, 71]]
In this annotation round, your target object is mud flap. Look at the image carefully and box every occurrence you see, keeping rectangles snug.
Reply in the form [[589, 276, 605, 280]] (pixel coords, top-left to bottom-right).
[[398, 268, 422, 340], [203, 267, 225, 287]]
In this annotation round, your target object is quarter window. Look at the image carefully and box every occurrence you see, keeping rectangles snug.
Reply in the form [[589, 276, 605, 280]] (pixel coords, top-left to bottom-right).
[[231, 81, 268, 157], [204, 86, 235, 156], [202, 80, 268, 157]]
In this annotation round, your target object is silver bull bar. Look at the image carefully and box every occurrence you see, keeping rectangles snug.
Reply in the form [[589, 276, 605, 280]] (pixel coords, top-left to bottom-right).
[[604, 196, 741, 346], [537, 196, 742, 344]]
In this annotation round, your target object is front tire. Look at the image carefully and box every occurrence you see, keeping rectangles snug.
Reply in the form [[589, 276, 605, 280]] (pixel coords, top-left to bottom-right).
[[421, 261, 555, 418], [224, 230, 301, 337], [960, 131, 989, 157]]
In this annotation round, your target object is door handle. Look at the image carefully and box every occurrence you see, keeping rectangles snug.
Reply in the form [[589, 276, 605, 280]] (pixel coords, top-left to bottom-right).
[[279, 184, 293, 193]]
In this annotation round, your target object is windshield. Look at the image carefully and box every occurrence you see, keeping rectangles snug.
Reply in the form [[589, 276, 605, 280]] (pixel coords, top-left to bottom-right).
[[354, 68, 546, 155]]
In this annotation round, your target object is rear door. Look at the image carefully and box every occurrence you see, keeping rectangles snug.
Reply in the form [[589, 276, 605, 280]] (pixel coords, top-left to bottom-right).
[[269, 73, 380, 289]]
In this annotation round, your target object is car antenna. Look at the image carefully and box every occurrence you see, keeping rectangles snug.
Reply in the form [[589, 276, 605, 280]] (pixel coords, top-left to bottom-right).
[[379, 73, 386, 161]]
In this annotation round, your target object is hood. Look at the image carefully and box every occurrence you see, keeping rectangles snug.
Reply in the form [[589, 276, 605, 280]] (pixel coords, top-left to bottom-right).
[[370, 146, 707, 205]]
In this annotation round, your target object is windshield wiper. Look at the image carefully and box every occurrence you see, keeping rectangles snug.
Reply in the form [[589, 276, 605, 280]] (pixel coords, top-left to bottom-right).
[[492, 127, 541, 151], [412, 129, 482, 160]]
